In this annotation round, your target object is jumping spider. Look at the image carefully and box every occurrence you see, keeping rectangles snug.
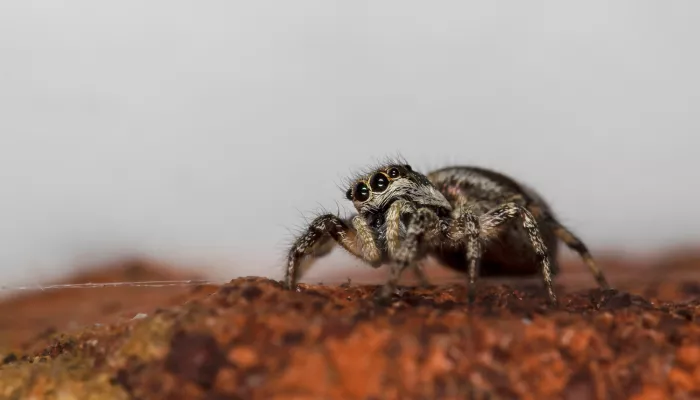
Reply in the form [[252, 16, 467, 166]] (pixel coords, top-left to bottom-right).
[[284, 160, 610, 305]]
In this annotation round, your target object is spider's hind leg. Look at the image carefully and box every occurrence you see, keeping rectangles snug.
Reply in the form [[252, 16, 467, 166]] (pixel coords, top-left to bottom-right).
[[549, 218, 610, 289], [479, 202, 558, 305]]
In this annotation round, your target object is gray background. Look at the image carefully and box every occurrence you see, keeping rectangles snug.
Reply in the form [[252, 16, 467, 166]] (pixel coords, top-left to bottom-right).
[[0, 1, 698, 286]]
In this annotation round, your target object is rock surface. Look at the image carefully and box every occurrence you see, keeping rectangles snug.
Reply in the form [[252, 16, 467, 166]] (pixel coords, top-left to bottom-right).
[[1, 254, 700, 399]]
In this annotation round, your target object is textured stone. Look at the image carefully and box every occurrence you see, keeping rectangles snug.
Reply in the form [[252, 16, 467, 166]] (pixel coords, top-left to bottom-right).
[[1, 253, 700, 399]]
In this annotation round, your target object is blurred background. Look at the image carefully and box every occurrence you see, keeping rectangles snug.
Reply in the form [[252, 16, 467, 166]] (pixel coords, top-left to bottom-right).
[[0, 1, 698, 288]]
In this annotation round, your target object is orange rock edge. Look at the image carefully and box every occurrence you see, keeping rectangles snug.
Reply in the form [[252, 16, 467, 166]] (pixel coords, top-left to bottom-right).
[[1, 255, 700, 399]]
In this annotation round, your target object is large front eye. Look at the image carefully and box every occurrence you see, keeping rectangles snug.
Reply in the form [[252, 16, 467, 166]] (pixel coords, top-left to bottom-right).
[[354, 182, 370, 202], [370, 173, 389, 192]]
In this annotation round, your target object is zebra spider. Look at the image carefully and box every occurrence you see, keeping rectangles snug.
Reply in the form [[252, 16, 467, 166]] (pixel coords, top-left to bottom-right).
[[284, 159, 610, 305]]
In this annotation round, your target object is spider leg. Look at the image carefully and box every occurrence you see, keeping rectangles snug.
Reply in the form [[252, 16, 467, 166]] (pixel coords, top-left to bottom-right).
[[385, 200, 432, 288], [479, 202, 558, 305], [550, 220, 610, 289], [412, 262, 432, 288], [299, 214, 361, 260], [377, 207, 440, 302], [512, 195, 610, 290], [444, 206, 482, 303], [285, 214, 381, 289]]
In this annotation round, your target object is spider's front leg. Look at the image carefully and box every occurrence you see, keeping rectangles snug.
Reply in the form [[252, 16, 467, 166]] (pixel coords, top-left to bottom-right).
[[285, 214, 381, 289], [385, 200, 432, 288], [377, 207, 440, 302], [480, 202, 558, 305]]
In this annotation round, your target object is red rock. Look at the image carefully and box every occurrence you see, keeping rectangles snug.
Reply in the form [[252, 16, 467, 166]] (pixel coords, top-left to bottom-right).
[[668, 367, 694, 392], [629, 385, 669, 400], [2, 252, 700, 398], [676, 345, 700, 369]]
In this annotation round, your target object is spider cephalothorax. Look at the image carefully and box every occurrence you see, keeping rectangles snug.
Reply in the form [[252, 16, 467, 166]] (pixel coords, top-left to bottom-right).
[[345, 164, 451, 215], [284, 160, 610, 305]]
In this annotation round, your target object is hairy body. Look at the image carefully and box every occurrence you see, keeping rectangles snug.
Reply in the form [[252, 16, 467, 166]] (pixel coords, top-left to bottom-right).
[[284, 160, 610, 305]]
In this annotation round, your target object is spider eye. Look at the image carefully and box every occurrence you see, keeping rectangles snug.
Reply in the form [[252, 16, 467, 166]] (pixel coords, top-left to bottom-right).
[[405, 164, 412, 171], [388, 167, 402, 179], [345, 188, 353, 200], [369, 173, 389, 192], [354, 182, 370, 202]]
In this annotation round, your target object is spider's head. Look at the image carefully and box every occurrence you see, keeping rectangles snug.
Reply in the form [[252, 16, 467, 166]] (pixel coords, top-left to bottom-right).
[[345, 163, 452, 216]]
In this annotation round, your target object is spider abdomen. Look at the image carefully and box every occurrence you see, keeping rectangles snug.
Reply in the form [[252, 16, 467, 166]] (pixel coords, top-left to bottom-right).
[[427, 165, 561, 277], [432, 225, 561, 277]]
